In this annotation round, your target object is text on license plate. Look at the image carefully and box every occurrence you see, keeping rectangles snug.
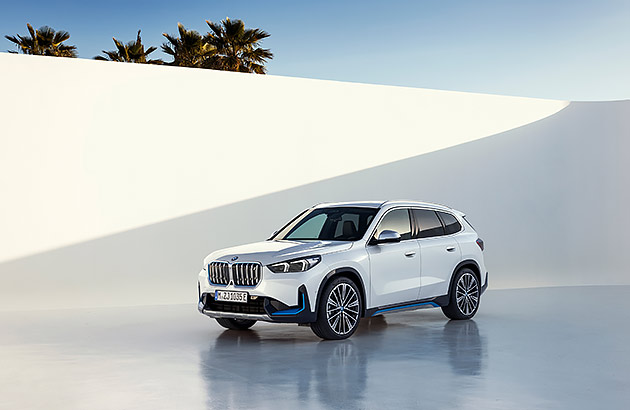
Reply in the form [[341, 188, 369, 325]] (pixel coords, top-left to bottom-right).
[[215, 290, 249, 303]]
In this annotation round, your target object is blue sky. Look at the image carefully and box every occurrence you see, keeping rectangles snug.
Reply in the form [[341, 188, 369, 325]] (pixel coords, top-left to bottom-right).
[[1, 0, 629, 100]]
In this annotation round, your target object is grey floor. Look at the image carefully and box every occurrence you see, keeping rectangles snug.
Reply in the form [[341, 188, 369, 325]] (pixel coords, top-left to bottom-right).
[[1, 286, 629, 410]]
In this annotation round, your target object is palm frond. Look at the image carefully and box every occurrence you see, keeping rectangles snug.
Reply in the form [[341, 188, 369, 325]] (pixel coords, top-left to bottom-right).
[[5, 35, 20, 45], [26, 24, 36, 40], [95, 30, 157, 63], [6, 24, 76, 57], [203, 18, 273, 74], [161, 23, 215, 67], [52, 30, 71, 45]]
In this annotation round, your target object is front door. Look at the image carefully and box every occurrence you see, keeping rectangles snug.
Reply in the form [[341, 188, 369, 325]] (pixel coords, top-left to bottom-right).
[[367, 208, 421, 308]]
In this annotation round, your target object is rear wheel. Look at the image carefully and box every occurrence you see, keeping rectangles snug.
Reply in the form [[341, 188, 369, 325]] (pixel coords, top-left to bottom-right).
[[215, 318, 257, 330], [311, 277, 362, 340], [441, 268, 480, 320]]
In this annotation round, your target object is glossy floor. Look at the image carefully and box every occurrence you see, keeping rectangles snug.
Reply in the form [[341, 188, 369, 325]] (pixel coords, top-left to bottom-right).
[[1, 286, 629, 410]]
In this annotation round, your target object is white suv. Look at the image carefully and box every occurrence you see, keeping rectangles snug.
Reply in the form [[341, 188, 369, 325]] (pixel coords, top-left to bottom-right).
[[198, 201, 488, 340]]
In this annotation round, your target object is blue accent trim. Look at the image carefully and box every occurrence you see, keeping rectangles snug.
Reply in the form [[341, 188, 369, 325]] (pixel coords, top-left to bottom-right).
[[272, 294, 306, 316], [372, 301, 439, 316]]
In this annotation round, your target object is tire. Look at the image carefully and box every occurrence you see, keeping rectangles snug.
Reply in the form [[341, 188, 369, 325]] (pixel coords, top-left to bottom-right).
[[215, 318, 257, 330], [441, 268, 480, 320], [311, 277, 362, 340]]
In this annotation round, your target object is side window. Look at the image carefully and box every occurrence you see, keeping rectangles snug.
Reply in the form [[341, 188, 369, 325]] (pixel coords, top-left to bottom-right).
[[413, 209, 445, 238], [438, 212, 462, 235], [374, 209, 412, 240]]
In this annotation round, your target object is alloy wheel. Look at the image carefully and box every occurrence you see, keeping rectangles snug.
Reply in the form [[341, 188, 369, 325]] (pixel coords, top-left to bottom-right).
[[326, 283, 360, 335], [456, 272, 479, 316]]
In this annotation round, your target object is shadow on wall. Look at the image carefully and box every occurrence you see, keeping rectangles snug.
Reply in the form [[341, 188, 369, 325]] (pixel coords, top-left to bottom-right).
[[1, 101, 628, 310]]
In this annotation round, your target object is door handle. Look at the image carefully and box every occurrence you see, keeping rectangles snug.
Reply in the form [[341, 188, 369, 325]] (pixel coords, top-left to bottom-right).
[[446, 246, 456, 252], [404, 251, 416, 257]]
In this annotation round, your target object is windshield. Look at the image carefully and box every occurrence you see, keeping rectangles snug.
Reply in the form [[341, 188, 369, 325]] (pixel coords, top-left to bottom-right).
[[272, 207, 379, 241]]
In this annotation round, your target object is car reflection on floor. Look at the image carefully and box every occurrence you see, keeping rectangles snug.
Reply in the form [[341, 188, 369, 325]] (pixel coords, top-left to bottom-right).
[[199, 314, 486, 409]]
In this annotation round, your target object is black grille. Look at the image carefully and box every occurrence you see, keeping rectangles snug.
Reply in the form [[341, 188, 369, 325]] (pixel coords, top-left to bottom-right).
[[232, 263, 262, 286], [208, 262, 230, 285], [204, 295, 266, 315]]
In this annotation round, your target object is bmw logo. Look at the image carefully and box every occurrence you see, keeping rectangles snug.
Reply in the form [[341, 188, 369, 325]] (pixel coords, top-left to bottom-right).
[[231, 256, 239, 261]]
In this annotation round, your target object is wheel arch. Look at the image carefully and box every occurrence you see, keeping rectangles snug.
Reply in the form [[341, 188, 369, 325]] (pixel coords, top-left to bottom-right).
[[447, 260, 482, 299], [316, 267, 368, 317]]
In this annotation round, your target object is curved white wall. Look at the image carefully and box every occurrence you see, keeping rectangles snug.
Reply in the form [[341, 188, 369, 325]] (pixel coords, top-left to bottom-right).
[[1, 53, 628, 311], [0, 53, 566, 263]]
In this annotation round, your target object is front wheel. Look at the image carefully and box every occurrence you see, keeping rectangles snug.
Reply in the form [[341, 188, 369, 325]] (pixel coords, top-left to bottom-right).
[[311, 277, 362, 340], [215, 318, 257, 330], [441, 268, 480, 320]]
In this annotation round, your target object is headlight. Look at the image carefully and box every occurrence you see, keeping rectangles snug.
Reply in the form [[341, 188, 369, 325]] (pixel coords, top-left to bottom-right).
[[268, 256, 321, 273]]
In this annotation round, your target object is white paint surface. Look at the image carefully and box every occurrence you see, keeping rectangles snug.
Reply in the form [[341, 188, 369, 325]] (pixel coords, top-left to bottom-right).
[[0, 53, 567, 263]]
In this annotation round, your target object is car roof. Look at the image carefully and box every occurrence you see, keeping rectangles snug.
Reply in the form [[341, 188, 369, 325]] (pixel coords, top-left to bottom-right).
[[313, 200, 455, 212], [314, 200, 386, 209]]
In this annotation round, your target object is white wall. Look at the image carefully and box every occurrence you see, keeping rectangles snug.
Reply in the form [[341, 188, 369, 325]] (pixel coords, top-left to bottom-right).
[[1, 53, 628, 311], [0, 53, 566, 263]]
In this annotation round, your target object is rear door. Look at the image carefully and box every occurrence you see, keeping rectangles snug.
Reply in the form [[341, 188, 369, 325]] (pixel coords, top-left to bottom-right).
[[412, 209, 463, 300]]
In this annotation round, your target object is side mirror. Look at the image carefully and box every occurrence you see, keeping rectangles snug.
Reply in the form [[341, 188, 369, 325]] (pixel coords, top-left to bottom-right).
[[375, 230, 401, 244], [269, 230, 279, 239]]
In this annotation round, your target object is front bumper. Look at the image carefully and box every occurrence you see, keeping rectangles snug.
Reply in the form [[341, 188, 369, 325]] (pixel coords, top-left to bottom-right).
[[198, 284, 317, 324], [198, 306, 271, 322], [198, 261, 329, 323]]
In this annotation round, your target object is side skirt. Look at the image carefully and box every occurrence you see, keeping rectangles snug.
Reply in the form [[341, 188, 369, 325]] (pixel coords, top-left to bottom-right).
[[365, 295, 449, 317]]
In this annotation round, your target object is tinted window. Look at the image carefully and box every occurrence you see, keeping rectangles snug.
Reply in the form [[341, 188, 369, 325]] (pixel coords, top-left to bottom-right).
[[413, 209, 445, 238], [276, 207, 379, 241], [438, 212, 462, 235], [286, 214, 327, 240], [374, 209, 412, 240]]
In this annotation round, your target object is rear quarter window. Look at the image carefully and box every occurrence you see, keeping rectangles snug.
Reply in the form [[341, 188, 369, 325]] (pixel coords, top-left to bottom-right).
[[438, 212, 462, 235]]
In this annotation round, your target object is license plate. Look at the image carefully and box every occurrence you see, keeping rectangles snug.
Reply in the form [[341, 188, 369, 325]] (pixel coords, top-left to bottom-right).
[[215, 290, 249, 303]]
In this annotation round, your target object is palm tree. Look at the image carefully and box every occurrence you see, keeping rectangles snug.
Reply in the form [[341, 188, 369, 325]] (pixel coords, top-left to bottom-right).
[[95, 30, 162, 64], [161, 23, 215, 68], [204, 18, 273, 74], [5, 23, 77, 57]]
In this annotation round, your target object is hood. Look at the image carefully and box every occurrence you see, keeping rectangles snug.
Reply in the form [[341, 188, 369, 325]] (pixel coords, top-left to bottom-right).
[[204, 240, 353, 266]]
